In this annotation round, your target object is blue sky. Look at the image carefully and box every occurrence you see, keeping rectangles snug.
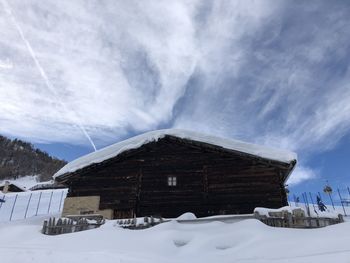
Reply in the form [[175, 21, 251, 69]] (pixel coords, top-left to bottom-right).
[[0, 0, 350, 199]]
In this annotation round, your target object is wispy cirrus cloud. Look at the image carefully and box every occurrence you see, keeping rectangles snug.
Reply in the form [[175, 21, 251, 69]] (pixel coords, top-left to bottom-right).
[[0, 0, 199, 144], [175, 1, 350, 152], [1, 0, 350, 184]]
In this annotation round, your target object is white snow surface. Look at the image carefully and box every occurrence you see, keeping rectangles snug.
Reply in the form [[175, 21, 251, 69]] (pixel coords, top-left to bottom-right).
[[1, 216, 350, 263], [1, 191, 350, 263], [54, 129, 297, 178]]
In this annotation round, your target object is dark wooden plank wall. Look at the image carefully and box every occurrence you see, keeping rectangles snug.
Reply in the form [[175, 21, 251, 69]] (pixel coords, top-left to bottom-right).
[[66, 136, 291, 218]]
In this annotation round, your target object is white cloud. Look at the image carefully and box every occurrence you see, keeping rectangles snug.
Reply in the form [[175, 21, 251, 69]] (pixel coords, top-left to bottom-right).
[[0, 0, 199, 146], [1, 0, 350, 185], [287, 165, 317, 186], [174, 1, 350, 154]]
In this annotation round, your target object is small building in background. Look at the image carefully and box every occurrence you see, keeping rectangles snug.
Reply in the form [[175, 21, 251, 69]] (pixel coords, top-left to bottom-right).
[[54, 129, 297, 219], [0, 181, 26, 193]]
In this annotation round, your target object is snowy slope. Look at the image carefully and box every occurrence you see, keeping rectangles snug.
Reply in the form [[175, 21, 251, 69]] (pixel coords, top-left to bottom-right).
[[0, 216, 350, 263], [54, 129, 297, 178]]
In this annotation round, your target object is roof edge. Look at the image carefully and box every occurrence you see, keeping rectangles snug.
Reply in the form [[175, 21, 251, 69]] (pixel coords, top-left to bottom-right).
[[53, 129, 297, 179]]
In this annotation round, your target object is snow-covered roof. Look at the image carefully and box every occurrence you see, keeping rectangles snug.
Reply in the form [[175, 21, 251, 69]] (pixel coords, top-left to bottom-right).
[[0, 181, 27, 192], [53, 129, 297, 179]]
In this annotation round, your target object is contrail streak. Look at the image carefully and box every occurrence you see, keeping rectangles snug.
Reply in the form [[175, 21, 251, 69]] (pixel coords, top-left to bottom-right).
[[1, 0, 97, 151]]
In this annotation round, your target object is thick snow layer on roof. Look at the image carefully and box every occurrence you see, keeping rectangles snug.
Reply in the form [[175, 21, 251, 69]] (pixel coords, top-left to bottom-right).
[[53, 129, 297, 179]]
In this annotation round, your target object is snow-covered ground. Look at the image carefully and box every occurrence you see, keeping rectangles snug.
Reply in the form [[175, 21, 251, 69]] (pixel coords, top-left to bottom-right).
[[1, 215, 350, 263], [1, 183, 350, 262]]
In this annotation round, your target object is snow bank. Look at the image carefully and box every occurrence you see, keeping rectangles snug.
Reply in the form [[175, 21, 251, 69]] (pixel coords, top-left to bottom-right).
[[176, 212, 197, 220], [1, 216, 350, 263], [54, 129, 297, 178]]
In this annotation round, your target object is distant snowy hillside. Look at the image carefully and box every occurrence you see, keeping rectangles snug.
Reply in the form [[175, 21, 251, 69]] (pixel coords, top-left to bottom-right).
[[0, 135, 66, 181]]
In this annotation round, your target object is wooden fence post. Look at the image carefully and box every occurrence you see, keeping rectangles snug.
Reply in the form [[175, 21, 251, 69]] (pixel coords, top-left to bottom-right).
[[56, 218, 62, 235], [69, 219, 73, 233], [62, 218, 67, 234], [42, 219, 48, 234]]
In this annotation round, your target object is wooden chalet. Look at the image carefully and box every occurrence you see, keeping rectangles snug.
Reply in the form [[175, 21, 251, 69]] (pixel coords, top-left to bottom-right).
[[54, 129, 297, 219]]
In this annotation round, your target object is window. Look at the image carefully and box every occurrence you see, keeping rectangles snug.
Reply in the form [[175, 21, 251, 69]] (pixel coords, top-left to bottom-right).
[[167, 176, 177, 186]]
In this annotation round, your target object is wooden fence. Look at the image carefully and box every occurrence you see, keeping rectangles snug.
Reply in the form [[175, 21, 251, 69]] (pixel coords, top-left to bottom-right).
[[258, 215, 343, 228], [254, 208, 343, 228], [42, 215, 105, 235], [41, 207, 345, 236], [116, 216, 163, 229]]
